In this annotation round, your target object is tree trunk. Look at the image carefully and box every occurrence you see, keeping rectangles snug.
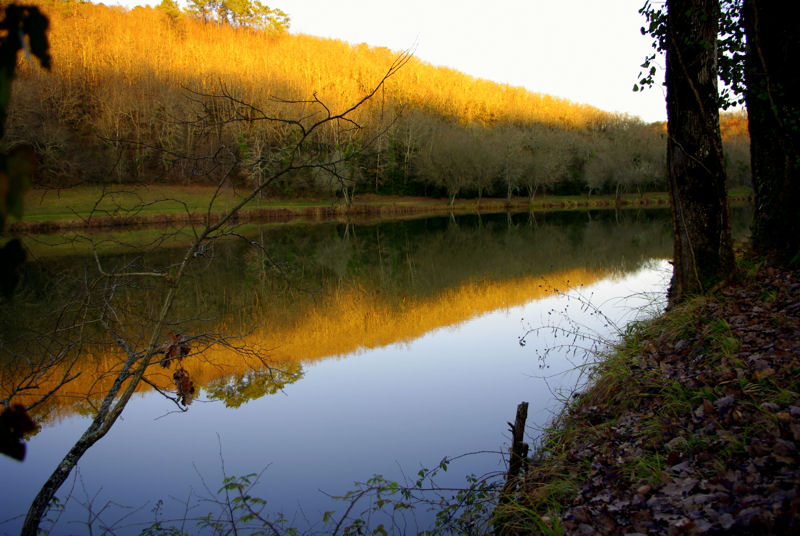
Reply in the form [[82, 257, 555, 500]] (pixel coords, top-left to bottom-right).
[[527, 183, 538, 203], [743, 0, 800, 264], [340, 180, 354, 208], [665, 0, 734, 304]]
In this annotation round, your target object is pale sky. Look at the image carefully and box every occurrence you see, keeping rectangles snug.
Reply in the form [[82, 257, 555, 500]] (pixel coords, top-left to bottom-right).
[[107, 0, 668, 123]]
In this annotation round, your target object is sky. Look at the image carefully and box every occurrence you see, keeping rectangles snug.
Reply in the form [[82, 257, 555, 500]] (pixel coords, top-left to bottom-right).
[[107, 0, 668, 123]]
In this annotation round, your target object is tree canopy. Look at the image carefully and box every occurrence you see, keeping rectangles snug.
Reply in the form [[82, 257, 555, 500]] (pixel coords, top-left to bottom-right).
[[181, 0, 290, 32]]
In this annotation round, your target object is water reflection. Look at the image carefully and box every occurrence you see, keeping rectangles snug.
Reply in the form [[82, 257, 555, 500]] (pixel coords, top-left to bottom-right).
[[1, 208, 715, 533], [206, 363, 304, 408], [2, 210, 675, 425]]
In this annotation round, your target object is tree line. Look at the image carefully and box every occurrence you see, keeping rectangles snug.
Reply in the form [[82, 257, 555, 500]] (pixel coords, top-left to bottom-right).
[[159, 0, 290, 32], [6, 1, 750, 206]]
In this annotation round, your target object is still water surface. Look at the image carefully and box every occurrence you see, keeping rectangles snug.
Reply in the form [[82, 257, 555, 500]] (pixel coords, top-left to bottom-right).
[[0, 210, 691, 533]]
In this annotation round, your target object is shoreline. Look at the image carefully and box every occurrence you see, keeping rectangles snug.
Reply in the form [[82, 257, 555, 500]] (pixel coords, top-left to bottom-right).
[[6, 190, 740, 234], [495, 254, 800, 534]]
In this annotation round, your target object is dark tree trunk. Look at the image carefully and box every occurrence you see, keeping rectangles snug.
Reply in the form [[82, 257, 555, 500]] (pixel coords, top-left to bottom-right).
[[665, 0, 734, 304], [743, 0, 800, 264]]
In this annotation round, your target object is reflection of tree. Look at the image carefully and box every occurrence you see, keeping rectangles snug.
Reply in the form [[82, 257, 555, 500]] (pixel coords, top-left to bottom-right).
[[312, 232, 354, 278], [3, 208, 753, 425], [205, 362, 303, 408], [9, 47, 411, 535]]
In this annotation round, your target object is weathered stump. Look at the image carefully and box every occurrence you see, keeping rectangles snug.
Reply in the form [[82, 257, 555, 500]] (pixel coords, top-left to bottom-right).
[[503, 401, 529, 494]]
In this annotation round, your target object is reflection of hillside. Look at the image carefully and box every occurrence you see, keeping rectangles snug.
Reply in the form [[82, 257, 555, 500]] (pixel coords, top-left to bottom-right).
[[253, 267, 614, 360], [4, 268, 612, 424], [2, 211, 676, 424]]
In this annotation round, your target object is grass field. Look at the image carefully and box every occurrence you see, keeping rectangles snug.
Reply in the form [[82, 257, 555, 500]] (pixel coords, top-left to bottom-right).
[[10, 185, 752, 235], [20, 185, 319, 222]]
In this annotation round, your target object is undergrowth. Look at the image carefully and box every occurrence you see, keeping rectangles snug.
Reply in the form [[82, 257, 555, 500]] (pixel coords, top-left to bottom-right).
[[496, 261, 800, 534]]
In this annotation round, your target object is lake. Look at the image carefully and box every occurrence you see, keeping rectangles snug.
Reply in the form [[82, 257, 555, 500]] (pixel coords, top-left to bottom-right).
[[0, 208, 735, 534]]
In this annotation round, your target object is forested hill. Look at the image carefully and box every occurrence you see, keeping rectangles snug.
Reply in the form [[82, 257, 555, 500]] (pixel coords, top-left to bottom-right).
[[8, 1, 750, 201]]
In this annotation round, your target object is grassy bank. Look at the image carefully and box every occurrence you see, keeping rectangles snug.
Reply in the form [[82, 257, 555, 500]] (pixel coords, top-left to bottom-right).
[[7, 186, 750, 233], [495, 253, 800, 534]]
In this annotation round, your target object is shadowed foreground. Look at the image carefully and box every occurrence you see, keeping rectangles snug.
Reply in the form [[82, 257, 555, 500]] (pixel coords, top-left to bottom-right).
[[499, 254, 800, 534]]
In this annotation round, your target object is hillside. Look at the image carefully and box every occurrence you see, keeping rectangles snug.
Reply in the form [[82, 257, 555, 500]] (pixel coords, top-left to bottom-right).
[[6, 1, 749, 201]]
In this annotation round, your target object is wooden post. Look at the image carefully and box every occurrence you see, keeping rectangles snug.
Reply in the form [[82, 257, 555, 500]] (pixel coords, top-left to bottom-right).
[[495, 402, 530, 535], [503, 401, 529, 494]]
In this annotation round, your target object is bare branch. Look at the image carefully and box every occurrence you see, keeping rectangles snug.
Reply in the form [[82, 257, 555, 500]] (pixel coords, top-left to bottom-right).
[[21, 51, 412, 535]]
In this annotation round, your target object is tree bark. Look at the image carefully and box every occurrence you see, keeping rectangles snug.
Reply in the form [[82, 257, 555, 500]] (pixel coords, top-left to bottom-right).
[[665, 0, 734, 304], [743, 0, 800, 264]]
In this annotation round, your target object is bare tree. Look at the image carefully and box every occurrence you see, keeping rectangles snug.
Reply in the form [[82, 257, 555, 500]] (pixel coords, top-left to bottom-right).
[[520, 126, 571, 202], [17, 51, 410, 536], [415, 119, 475, 206]]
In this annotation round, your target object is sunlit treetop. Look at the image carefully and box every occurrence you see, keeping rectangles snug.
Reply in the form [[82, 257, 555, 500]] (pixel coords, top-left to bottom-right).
[[179, 0, 290, 33]]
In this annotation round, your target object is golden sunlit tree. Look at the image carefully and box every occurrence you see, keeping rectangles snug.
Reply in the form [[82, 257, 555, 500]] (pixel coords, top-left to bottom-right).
[[15, 33, 412, 532], [186, 0, 289, 32], [6, 1, 673, 203]]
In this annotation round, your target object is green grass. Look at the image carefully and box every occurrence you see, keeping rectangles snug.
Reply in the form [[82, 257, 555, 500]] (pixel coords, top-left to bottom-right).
[[20, 185, 337, 223], [704, 317, 741, 357], [11, 185, 709, 229], [19, 220, 316, 258], [626, 453, 665, 484]]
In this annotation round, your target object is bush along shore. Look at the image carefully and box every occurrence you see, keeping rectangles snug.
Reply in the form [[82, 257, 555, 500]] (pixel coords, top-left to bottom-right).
[[495, 252, 800, 535]]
